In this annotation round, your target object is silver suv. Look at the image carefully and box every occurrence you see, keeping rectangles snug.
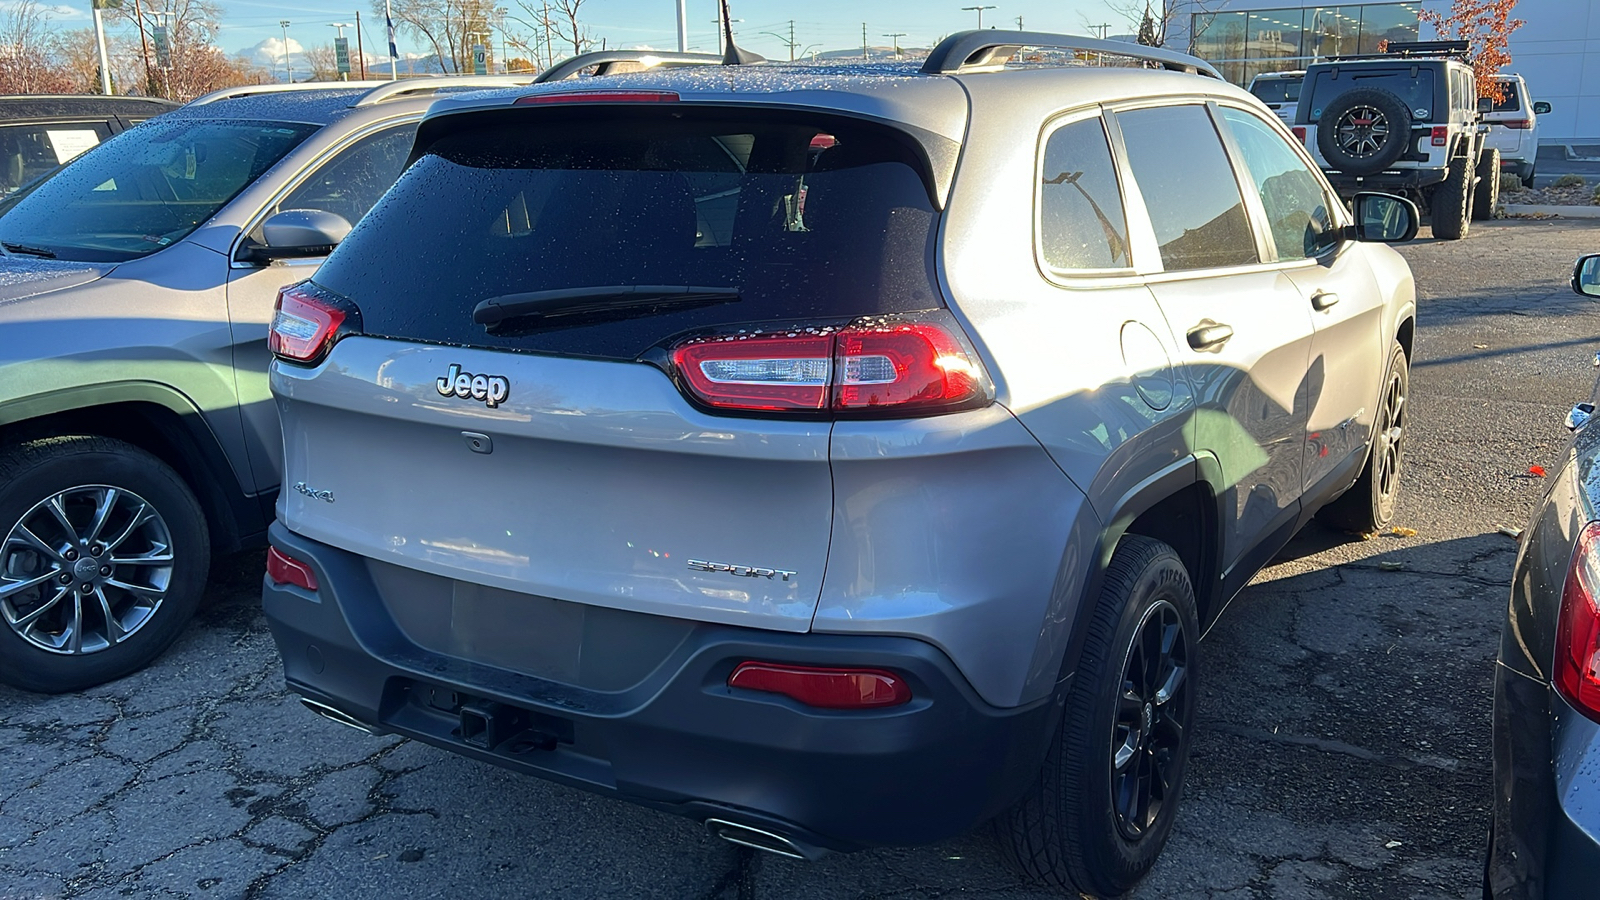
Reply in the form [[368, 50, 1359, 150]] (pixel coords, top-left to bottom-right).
[[263, 34, 1420, 896], [0, 76, 533, 693]]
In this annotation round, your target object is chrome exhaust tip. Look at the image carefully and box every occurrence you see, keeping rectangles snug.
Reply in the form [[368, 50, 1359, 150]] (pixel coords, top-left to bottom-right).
[[297, 696, 380, 735], [704, 818, 819, 860]]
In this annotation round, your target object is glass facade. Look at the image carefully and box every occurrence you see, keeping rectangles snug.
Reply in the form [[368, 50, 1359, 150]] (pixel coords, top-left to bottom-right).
[[1190, 3, 1419, 85]]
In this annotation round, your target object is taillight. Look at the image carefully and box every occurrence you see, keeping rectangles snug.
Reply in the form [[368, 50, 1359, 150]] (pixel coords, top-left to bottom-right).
[[267, 546, 318, 591], [270, 283, 349, 365], [1431, 126, 1448, 147], [727, 662, 911, 709], [668, 312, 992, 418], [515, 90, 680, 105], [1291, 126, 1306, 144], [1502, 119, 1532, 129], [1556, 521, 1600, 723]]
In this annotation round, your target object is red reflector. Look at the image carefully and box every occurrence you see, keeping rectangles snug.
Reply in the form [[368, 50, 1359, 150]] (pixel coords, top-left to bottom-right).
[[728, 662, 911, 709], [270, 284, 345, 364], [267, 546, 318, 592], [668, 313, 992, 417], [515, 90, 680, 105], [1291, 126, 1306, 144], [1558, 522, 1600, 723], [1431, 126, 1448, 147]]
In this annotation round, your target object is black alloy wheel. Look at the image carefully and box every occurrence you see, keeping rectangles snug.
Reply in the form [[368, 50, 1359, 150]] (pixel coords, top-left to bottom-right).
[[1111, 599, 1191, 841]]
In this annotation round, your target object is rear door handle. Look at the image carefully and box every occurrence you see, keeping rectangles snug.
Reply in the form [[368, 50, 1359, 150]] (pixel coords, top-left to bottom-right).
[[1187, 321, 1234, 351], [1311, 291, 1340, 310]]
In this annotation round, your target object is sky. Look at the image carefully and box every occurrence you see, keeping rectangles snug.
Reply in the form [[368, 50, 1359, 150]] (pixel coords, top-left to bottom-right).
[[36, 0, 1124, 70]]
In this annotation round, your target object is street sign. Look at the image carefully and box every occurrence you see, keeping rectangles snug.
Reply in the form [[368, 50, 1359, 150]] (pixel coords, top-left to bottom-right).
[[335, 37, 351, 75], [152, 24, 170, 68], [472, 43, 487, 75]]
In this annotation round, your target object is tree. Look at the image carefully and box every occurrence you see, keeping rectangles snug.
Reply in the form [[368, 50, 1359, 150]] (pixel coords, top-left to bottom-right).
[[304, 43, 340, 81], [378, 0, 498, 74], [1420, 0, 1525, 101], [0, 0, 74, 94], [1104, 0, 1180, 47], [1136, 3, 1158, 46]]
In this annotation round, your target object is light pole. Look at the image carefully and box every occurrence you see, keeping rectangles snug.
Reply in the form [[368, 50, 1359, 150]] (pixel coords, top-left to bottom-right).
[[279, 20, 293, 82], [328, 22, 351, 80], [883, 32, 905, 60], [961, 5, 997, 29], [676, 0, 687, 52], [759, 30, 798, 61]]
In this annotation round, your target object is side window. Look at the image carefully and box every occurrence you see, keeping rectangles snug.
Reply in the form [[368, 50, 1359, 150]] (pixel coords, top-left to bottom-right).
[[1038, 116, 1130, 272], [1219, 108, 1337, 261], [263, 123, 417, 235], [1116, 104, 1258, 272], [0, 122, 112, 195]]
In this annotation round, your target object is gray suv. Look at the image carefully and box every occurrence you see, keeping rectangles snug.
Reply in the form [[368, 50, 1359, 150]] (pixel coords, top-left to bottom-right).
[[0, 76, 533, 693], [262, 34, 1420, 896]]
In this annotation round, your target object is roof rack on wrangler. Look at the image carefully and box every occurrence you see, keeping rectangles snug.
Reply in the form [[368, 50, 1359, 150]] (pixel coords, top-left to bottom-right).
[[1323, 40, 1471, 63], [187, 75, 536, 109], [535, 50, 727, 84], [921, 30, 1222, 79]]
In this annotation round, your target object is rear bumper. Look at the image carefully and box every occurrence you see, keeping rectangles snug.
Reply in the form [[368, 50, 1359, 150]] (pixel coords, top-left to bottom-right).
[[1499, 157, 1534, 181], [263, 522, 1060, 852], [1324, 167, 1449, 194]]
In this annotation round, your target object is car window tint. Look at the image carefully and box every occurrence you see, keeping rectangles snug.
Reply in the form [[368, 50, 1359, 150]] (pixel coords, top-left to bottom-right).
[[269, 123, 417, 232], [1038, 117, 1129, 271], [1489, 81, 1520, 112], [0, 122, 112, 196], [1307, 69, 1435, 122], [1117, 105, 1258, 272], [1219, 108, 1336, 261]]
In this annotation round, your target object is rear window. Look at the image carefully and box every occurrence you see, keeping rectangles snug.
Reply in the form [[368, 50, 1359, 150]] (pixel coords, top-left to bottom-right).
[[1250, 78, 1302, 105], [1489, 81, 1520, 112], [314, 108, 944, 360], [1305, 68, 1436, 123]]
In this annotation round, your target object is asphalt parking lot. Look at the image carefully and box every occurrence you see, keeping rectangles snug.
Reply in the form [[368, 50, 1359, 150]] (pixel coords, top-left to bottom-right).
[[3, 217, 1598, 900]]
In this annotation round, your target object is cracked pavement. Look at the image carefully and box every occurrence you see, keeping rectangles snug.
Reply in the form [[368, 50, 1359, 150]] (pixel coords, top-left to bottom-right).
[[2, 219, 1598, 899]]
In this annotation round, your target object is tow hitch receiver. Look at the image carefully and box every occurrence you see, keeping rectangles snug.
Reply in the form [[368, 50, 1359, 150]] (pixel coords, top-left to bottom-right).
[[458, 702, 527, 750]]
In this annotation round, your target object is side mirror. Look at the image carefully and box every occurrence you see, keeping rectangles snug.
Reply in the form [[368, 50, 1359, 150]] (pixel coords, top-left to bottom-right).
[[1574, 254, 1600, 298], [1534, 101, 1551, 115], [1350, 192, 1419, 243], [1477, 96, 1493, 114], [254, 209, 352, 260]]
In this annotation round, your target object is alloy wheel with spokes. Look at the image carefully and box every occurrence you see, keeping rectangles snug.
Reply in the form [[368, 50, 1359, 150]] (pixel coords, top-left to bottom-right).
[[1336, 104, 1391, 158], [1373, 359, 1407, 523], [1, 485, 175, 655], [1111, 598, 1191, 841]]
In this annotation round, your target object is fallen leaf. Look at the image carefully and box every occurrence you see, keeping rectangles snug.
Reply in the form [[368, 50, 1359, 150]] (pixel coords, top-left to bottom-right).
[[1388, 526, 1418, 537], [1473, 343, 1488, 349], [1530, 465, 1547, 477]]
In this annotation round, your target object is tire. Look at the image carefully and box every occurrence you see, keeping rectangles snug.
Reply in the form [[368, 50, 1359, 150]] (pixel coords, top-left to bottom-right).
[[998, 535, 1199, 898], [1317, 343, 1409, 534], [1522, 167, 1536, 190], [1316, 88, 1413, 176], [1473, 148, 1501, 221], [0, 436, 209, 693], [1430, 152, 1472, 240]]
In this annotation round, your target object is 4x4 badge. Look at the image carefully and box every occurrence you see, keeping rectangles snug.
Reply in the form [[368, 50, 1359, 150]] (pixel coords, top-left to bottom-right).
[[436, 363, 510, 408]]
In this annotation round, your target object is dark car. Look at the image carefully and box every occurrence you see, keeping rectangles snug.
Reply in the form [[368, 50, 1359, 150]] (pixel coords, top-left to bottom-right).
[[0, 95, 178, 195], [1486, 253, 1600, 899]]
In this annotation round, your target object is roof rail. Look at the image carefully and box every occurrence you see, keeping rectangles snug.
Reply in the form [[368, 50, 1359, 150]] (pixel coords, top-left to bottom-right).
[[535, 50, 728, 84], [921, 30, 1222, 79], [352, 74, 537, 106], [187, 81, 391, 106]]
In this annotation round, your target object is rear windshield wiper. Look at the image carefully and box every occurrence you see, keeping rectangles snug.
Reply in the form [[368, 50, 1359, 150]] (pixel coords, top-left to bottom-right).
[[1, 241, 56, 259], [472, 285, 740, 327]]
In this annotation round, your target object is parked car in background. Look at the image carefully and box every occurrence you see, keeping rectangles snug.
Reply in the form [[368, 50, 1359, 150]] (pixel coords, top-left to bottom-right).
[[1487, 254, 1600, 900], [1248, 69, 1303, 125], [1297, 41, 1494, 240], [0, 76, 540, 694], [0, 95, 177, 196], [262, 34, 1419, 898], [1482, 73, 1547, 188]]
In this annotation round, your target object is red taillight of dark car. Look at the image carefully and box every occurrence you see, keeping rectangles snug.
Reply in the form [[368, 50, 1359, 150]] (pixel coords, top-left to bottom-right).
[[269, 283, 347, 365], [1556, 521, 1600, 722], [669, 313, 992, 417], [727, 662, 912, 709]]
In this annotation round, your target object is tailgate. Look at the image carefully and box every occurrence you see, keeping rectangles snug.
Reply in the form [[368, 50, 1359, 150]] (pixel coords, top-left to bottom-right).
[[272, 337, 833, 631]]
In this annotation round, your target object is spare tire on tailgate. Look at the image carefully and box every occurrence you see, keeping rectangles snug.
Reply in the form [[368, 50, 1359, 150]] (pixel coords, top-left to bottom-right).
[[1316, 88, 1413, 176]]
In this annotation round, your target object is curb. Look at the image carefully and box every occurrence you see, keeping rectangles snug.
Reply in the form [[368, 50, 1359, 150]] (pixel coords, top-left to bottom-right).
[[1502, 204, 1600, 218]]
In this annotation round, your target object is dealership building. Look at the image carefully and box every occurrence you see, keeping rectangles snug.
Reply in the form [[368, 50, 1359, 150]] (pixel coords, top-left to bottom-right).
[[1166, 0, 1600, 141]]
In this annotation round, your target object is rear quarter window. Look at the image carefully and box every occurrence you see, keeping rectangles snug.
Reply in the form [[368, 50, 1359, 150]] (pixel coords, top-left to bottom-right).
[[1037, 115, 1130, 273]]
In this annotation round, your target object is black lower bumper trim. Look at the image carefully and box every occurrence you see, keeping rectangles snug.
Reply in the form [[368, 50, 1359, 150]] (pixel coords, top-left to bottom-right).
[[263, 523, 1061, 851]]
